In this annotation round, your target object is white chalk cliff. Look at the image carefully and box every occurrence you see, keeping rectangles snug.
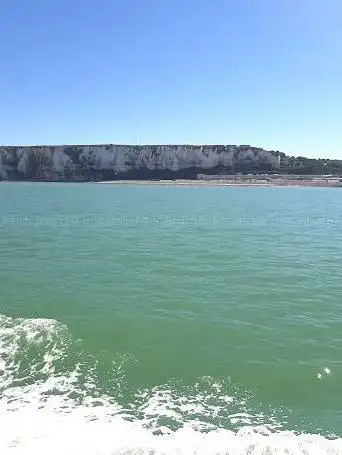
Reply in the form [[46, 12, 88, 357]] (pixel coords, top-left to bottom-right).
[[0, 144, 284, 181]]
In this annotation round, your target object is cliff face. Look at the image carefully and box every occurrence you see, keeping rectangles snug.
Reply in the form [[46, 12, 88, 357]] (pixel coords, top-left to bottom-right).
[[0, 144, 281, 181]]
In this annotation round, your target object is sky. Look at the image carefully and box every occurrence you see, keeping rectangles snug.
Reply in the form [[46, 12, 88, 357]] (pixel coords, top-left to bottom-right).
[[0, 0, 341, 158]]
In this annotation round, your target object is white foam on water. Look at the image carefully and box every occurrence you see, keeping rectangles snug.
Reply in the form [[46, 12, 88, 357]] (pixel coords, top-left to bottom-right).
[[130, 376, 286, 433], [0, 314, 69, 388], [1, 314, 341, 454], [1, 405, 342, 455]]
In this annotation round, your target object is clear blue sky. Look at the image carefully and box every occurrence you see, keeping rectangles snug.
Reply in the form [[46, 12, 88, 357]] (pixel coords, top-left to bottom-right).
[[1, 0, 341, 158]]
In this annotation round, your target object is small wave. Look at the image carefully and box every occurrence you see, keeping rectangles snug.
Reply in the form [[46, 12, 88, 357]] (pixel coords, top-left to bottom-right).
[[0, 313, 285, 433], [129, 378, 286, 432]]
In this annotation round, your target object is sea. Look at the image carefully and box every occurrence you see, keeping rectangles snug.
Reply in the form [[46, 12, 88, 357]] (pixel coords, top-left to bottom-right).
[[0, 182, 342, 454]]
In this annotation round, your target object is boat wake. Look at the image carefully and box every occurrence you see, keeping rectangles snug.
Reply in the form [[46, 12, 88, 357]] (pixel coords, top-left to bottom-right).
[[0, 314, 341, 454]]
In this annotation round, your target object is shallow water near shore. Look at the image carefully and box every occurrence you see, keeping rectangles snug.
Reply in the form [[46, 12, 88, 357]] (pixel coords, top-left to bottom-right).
[[1, 182, 342, 453]]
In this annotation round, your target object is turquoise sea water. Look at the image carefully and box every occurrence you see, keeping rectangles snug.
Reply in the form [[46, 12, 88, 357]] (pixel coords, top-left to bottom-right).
[[1, 182, 342, 453]]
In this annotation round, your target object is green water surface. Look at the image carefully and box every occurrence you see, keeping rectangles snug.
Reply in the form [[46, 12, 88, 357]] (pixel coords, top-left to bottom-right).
[[0, 182, 341, 435]]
